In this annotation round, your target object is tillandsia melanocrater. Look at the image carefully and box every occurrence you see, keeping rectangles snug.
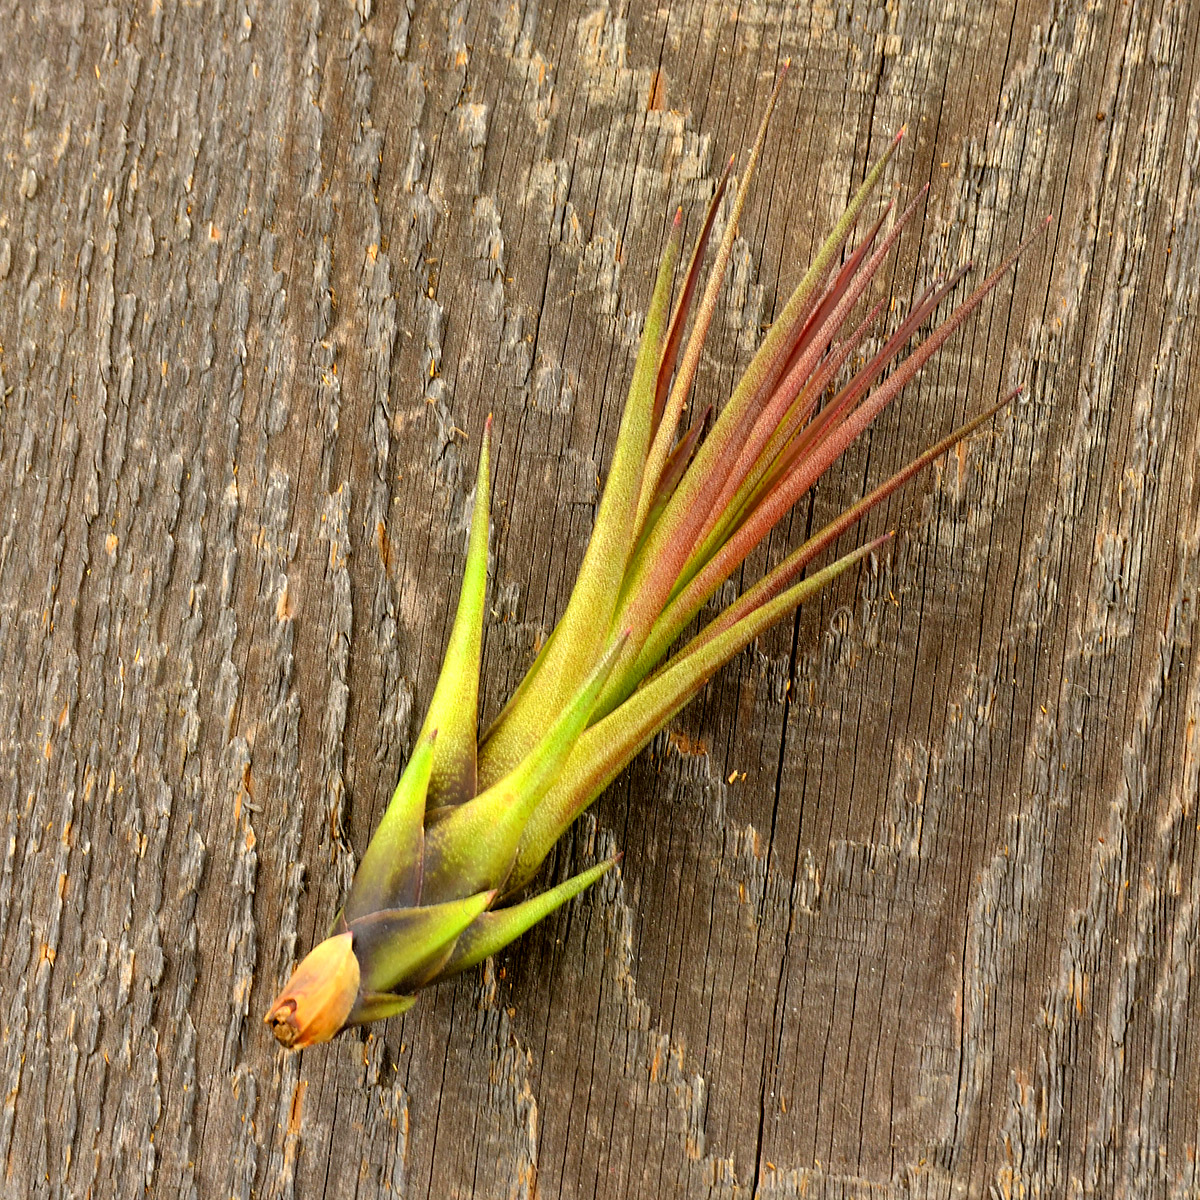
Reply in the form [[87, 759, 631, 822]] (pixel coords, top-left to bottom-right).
[[266, 71, 1046, 1048]]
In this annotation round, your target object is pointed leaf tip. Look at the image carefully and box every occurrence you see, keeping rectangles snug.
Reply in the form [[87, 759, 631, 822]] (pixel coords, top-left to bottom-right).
[[438, 858, 620, 978]]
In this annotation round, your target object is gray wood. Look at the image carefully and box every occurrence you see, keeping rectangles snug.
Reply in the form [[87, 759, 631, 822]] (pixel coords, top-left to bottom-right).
[[1, 0, 1197, 1196]]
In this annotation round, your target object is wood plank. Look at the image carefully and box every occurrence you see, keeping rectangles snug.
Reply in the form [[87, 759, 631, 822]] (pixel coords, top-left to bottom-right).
[[0, 0, 1197, 1196]]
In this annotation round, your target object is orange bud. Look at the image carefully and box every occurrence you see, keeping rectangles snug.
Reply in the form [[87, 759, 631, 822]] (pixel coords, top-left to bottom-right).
[[265, 932, 360, 1049]]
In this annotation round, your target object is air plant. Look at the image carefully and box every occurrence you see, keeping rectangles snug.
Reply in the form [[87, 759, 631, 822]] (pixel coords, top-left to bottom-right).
[[266, 73, 1044, 1049]]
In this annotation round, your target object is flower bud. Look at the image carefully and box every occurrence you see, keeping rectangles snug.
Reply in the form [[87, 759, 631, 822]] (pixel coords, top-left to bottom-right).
[[265, 932, 359, 1049]]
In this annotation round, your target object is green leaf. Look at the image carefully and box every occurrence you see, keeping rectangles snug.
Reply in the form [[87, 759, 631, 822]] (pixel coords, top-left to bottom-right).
[[422, 638, 625, 902], [350, 890, 494, 995], [437, 858, 619, 978], [343, 731, 436, 920], [477, 220, 681, 788], [510, 538, 888, 889], [347, 991, 418, 1027], [416, 419, 492, 807]]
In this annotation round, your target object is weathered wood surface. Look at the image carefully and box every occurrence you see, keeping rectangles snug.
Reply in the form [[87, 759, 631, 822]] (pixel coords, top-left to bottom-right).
[[2, 0, 1198, 1196]]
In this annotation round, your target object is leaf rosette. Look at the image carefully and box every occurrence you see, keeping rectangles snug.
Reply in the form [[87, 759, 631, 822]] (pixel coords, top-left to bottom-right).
[[267, 72, 1044, 1048]]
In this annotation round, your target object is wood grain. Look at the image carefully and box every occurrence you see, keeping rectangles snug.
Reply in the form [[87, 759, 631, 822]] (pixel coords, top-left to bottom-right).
[[1, 0, 1197, 1196]]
